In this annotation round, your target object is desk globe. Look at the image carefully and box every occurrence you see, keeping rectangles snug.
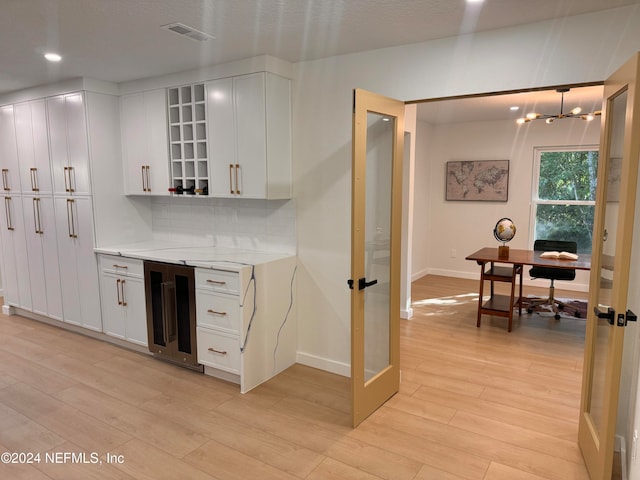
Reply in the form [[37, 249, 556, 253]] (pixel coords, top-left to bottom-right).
[[494, 217, 516, 258]]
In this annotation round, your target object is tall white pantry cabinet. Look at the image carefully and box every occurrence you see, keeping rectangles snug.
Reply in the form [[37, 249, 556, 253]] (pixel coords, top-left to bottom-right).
[[0, 87, 141, 332]]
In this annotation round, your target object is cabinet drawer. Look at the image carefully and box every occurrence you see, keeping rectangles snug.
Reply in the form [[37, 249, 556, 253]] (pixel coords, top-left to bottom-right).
[[197, 328, 240, 374], [99, 254, 144, 277], [196, 291, 240, 333], [196, 269, 239, 295]]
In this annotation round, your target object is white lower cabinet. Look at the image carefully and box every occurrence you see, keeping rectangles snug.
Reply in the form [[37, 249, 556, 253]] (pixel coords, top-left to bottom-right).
[[54, 196, 101, 331], [0, 195, 31, 310], [22, 195, 63, 320], [98, 254, 147, 346], [195, 257, 297, 393]]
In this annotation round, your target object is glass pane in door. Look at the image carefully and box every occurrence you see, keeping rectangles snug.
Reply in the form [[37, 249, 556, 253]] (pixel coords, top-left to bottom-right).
[[363, 112, 393, 382], [589, 89, 627, 430]]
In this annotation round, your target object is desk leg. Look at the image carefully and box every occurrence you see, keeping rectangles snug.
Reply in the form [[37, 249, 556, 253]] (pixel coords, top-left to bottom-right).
[[477, 262, 485, 328]]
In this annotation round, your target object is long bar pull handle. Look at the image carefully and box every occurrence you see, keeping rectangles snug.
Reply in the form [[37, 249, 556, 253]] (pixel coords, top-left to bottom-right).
[[146, 166, 151, 192], [160, 281, 168, 345], [206, 279, 226, 285], [116, 279, 122, 305], [67, 166, 74, 193], [120, 279, 127, 306], [208, 347, 228, 355], [112, 264, 129, 269], [30, 168, 39, 192], [66, 199, 77, 238], [4, 197, 14, 231], [32, 198, 43, 234], [234, 164, 240, 194], [64, 166, 70, 192], [207, 309, 227, 316], [229, 164, 234, 194], [141, 166, 147, 192], [2, 169, 10, 191]]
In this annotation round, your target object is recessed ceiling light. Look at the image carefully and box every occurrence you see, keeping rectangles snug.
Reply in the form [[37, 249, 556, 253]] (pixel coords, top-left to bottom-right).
[[466, 0, 484, 3], [510, 106, 519, 111], [44, 53, 62, 62]]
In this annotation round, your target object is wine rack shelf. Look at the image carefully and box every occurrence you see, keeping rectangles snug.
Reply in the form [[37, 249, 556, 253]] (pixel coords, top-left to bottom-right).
[[167, 83, 209, 195]]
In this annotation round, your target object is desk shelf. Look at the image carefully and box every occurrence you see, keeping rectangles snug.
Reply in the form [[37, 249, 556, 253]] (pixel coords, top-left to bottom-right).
[[477, 262, 523, 332]]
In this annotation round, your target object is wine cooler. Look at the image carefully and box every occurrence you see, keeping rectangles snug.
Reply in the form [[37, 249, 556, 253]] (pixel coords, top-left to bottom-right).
[[144, 261, 202, 371]]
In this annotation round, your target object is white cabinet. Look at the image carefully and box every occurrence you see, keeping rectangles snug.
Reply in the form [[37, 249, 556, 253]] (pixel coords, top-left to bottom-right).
[[98, 255, 147, 346], [207, 72, 291, 199], [54, 196, 101, 331], [0, 195, 31, 309], [48, 93, 92, 196], [120, 89, 170, 195], [22, 195, 63, 320], [15, 100, 53, 195], [195, 256, 297, 393], [0, 105, 21, 193]]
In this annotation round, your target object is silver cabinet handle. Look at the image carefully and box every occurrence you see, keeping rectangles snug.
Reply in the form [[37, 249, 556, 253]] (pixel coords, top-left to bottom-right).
[[4, 197, 14, 230]]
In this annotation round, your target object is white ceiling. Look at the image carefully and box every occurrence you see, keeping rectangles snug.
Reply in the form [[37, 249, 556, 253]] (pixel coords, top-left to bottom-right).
[[0, 0, 631, 122]]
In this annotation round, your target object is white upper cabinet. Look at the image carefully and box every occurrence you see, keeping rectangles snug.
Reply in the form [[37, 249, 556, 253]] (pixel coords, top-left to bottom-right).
[[207, 72, 292, 199], [15, 100, 54, 195], [121, 89, 170, 195], [0, 105, 21, 193], [48, 93, 92, 196]]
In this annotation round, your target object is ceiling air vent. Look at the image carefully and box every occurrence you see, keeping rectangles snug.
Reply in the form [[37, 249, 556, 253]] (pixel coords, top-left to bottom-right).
[[161, 22, 214, 42]]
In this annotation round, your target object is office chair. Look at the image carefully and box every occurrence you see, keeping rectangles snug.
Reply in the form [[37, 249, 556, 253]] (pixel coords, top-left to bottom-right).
[[527, 239, 579, 320]]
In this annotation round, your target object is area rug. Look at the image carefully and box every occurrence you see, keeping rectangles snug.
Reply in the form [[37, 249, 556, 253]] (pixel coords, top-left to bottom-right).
[[519, 296, 588, 319]]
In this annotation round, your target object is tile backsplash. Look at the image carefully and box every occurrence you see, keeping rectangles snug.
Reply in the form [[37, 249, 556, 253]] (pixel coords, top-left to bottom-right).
[[151, 196, 296, 254]]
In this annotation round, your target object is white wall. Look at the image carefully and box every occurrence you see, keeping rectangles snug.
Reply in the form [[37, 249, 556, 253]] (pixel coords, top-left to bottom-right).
[[412, 115, 601, 290], [292, 2, 640, 375]]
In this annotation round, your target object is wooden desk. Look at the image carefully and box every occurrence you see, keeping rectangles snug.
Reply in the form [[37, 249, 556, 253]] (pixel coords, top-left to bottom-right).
[[465, 247, 591, 332]]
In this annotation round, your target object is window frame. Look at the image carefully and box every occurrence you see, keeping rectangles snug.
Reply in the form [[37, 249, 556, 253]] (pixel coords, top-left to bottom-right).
[[529, 145, 599, 252]]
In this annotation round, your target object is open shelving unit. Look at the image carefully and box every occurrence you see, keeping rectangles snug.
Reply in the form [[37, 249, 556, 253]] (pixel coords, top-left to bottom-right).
[[167, 83, 209, 195]]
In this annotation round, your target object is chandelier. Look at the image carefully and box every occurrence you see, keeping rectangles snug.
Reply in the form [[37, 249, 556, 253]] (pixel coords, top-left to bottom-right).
[[516, 88, 601, 124]]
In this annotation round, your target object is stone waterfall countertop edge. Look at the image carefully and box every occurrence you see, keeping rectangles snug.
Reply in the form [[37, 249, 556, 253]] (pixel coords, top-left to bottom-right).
[[95, 242, 295, 271]]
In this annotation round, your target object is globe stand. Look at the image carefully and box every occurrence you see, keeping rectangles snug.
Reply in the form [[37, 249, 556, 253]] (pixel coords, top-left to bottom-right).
[[498, 245, 509, 259]]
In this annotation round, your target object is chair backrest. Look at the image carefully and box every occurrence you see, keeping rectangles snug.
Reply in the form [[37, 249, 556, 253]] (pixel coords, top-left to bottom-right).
[[533, 239, 578, 254], [530, 239, 577, 281]]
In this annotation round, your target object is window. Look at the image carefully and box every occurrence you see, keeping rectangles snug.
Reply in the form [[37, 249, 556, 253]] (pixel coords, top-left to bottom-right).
[[531, 147, 598, 254]]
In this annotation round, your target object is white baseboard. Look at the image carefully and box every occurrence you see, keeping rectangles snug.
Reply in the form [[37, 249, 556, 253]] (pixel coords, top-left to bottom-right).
[[401, 307, 413, 319], [616, 434, 628, 480], [296, 352, 349, 378]]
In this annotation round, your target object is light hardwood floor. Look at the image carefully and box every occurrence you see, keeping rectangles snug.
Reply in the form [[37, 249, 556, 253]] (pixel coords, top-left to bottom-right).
[[0, 275, 590, 480]]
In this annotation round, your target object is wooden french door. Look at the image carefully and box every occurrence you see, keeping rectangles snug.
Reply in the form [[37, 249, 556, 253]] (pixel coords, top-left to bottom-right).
[[579, 52, 640, 479], [350, 89, 404, 427]]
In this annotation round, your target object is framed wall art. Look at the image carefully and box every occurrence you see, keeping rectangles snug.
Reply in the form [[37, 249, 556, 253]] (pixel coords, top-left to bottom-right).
[[445, 160, 509, 202]]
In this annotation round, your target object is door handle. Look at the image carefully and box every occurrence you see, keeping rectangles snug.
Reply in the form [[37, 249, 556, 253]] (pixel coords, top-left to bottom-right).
[[66, 199, 77, 238], [120, 279, 127, 306], [358, 277, 378, 290], [2, 168, 9, 191], [4, 197, 14, 231], [594, 306, 615, 325], [234, 164, 240, 194], [116, 279, 122, 305], [145, 166, 151, 192], [30, 167, 39, 192]]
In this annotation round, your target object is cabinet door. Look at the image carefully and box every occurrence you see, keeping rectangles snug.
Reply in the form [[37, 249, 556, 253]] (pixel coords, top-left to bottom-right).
[[54, 196, 100, 330], [207, 78, 236, 197], [100, 271, 126, 339], [48, 94, 91, 196], [15, 101, 53, 195], [0, 105, 21, 193], [23, 196, 63, 319], [0, 196, 31, 309], [120, 93, 147, 195], [234, 73, 267, 198], [122, 275, 148, 346], [144, 89, 170, 195], [0, 196, 20, 306], [121, 90, 170, 195]]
